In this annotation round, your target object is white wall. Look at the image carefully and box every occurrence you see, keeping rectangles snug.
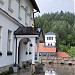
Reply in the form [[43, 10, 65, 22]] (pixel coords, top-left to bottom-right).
[[0, 0, 34, 67], [0, 0, 33, 26], [0, 11, 19, 67]]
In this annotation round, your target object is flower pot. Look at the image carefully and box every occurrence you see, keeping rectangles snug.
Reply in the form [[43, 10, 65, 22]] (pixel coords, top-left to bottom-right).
[[26, 52, 28, 55], [29, 52, 32, 54], [0, 52, 2, 56], [13, 66, 18, 72], [13, 64, 18, 72]]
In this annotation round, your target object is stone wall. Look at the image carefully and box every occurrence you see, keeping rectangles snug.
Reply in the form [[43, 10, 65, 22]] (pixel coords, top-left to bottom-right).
[[0, 64, 12, 73], [40, 56, 75, 65]]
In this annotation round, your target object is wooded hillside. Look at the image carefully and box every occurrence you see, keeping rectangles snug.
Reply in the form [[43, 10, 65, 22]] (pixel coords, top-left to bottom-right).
[[35, 11, 75, 53]]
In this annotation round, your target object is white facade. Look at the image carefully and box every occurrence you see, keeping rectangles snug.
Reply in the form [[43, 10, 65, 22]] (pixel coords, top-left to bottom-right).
[[0, 0, 40, 68], [45, 32, 56, 47]]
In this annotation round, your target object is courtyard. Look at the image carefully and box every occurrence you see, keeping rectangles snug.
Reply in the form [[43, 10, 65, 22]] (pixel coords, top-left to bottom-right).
[[10, 64, 75, 75]]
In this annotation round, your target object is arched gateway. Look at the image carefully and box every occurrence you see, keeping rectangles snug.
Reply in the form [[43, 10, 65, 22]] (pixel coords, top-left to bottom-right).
[[14, 26, 43, 68]]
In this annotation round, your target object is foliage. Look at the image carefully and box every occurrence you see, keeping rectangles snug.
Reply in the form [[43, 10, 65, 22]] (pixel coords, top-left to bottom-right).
[[67, 47, 75, 57], [59, 44, 71, 52], [35, 11, 75, 53], [0, 66, 13, 75]]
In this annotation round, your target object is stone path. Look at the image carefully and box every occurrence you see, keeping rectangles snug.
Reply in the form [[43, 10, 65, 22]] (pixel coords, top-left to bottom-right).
[[10, 69, 44, 75], [10, 69, 31, 75]]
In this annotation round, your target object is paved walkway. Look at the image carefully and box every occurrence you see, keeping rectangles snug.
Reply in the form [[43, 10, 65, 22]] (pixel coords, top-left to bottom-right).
[[10, 69, 44, 75], [10, 69, 31, 75]]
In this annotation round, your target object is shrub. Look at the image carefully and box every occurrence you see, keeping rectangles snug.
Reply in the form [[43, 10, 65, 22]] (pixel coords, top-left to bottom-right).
[[0, 66, 13, 75], [9, 66, 13, 74]]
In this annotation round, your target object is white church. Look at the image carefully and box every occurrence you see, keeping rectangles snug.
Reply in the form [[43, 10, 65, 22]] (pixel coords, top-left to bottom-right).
[[0, 0, 43, 73]]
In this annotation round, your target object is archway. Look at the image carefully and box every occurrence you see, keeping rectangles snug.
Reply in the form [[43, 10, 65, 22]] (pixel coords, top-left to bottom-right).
[[18, 38, 32, 67]]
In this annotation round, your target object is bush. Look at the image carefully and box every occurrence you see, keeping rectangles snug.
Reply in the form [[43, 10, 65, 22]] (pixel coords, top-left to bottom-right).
[[23, 64, 26, 68], [0, 66, 13, 75], [59, 44, 70, 52], [9, 66, 13, 74], [0, 71, 9, 75]]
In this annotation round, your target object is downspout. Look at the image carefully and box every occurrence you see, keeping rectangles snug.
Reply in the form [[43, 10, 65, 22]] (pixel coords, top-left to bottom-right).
[[14, 35, 17, 65], [33, 11, 40, 62], [33, 11, 38, 27]]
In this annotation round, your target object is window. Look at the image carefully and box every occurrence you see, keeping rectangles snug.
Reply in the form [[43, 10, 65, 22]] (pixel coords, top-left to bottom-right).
[[17, 0, 22, 20], [8, 0, 13, 13], [47, 37, 53, 40], [7, 30, 12, 52], [8, 0, 11, 8], [47, 37, 48, 40], [49, 37, 53, 40], [25, 6, 28, 25]]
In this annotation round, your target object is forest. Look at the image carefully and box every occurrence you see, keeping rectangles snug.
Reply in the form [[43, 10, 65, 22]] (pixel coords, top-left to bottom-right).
[[35, 11, 75, 57]]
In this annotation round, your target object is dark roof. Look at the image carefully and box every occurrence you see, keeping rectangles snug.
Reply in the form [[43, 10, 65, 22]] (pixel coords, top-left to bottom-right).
[[45, 32, 55, 35], [14, 26, 42, 35], [29, 0, 40, 12]]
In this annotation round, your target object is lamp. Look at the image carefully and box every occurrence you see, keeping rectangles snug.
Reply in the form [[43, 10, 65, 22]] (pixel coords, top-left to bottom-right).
[[32, 20, 34, 30], [23, 38, 30, 45]]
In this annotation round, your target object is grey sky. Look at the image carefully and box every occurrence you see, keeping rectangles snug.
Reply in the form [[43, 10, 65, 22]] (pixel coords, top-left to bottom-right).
[[35, 0, 75, 16]]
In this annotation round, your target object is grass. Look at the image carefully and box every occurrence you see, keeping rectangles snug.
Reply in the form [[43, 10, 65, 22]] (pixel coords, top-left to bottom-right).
[[67, 46, 75, 57]]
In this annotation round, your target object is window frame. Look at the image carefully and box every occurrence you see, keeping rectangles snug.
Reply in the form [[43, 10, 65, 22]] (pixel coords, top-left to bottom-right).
[[7, 30, 12, 56]]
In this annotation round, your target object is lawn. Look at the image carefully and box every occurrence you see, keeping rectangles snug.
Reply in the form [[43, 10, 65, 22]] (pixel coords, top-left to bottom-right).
[[67, 47, 75, 57]]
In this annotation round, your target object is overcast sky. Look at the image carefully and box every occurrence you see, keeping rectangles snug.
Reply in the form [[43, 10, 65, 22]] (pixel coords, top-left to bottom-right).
[[35, 0, 75, 16]]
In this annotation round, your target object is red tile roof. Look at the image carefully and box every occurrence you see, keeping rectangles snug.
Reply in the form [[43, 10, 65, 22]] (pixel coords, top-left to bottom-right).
[[36, 43, 56, 52], [56, 52, 70, 57]]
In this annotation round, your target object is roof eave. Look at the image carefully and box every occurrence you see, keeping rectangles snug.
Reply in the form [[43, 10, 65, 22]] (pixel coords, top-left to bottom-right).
[[29, 0, 40, 12]]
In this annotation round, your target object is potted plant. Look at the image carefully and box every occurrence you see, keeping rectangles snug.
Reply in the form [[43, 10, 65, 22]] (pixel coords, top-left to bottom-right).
[[0, 52, 2, 56], [13, 63, 18, 72], [7, 51, 12, 56], [30, 44, 33, 47], [26, 52, 28, 55], [29, 52, 32, 54]]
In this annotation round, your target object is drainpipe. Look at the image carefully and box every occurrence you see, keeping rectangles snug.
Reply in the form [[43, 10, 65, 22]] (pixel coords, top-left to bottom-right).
[[14, 35, 17, 65], [33, 11, 40, 62], [33, 11, 38, 27]]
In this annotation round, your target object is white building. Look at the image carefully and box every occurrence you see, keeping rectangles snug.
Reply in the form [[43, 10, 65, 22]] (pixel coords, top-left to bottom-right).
[[0, 0, 43, 72], [45, 32, 56, 47]]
